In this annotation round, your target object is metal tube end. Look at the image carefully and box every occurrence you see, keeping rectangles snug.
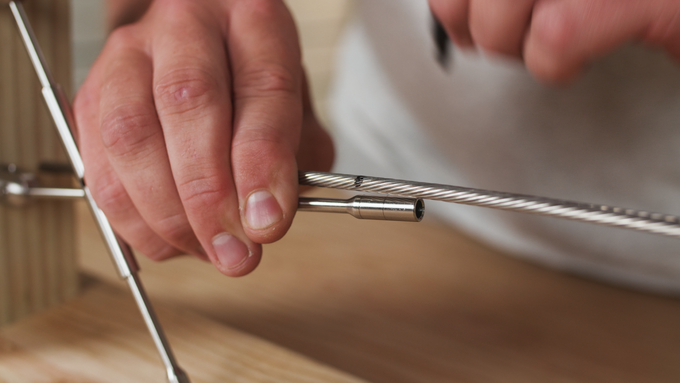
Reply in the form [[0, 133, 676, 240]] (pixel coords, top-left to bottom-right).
[[350, 196, 425, 222]]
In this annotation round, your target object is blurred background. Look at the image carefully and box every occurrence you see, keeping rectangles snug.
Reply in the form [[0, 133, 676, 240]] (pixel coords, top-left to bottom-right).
[[71, 0, 354, 126]]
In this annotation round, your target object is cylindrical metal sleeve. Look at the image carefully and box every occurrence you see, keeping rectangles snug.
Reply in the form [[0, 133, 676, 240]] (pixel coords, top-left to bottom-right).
[[352, 196, 424, 222], [298, 196, 425, 222]]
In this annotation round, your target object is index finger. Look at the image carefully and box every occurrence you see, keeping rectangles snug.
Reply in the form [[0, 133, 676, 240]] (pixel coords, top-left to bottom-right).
[[226, 0, 304, 244], [149, 0, 262, 276]]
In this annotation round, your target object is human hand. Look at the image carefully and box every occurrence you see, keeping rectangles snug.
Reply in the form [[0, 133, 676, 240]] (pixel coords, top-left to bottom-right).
[[429, 0, 680, 82], [73, 0, 333, 276]]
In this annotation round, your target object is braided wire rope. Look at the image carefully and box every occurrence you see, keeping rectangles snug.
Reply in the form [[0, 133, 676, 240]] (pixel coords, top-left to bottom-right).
[[299, 171, 680, 238]]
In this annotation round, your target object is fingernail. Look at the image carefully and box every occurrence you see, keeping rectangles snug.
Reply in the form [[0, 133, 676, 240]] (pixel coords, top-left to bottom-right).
[[245, 190, 283, 230], [212, 233, 250, 270]]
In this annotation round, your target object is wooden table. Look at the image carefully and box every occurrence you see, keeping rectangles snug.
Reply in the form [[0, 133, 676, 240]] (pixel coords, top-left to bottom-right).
[[3, 188, 680, 382], [0, 278, 366, 382], [73, 189, 680, 383]]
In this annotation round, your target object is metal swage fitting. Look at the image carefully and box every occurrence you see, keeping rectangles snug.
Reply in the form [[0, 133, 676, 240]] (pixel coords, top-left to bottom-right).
[[298, 195, 424, 222], [299, 171, 680, 239]]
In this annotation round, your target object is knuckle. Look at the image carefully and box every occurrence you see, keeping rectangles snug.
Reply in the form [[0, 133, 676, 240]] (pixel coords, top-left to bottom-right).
[[122, 220, 179, 261], [472, 30, 511, 55], [140, 245, 180, 262], [176, 172, 227, 209], [154, 213, 197, 247], [429, 0, 466, 28], [469, 26, 493, 50], [73, 86, 95, 114], [89, 171, 130, 214], [73, 91, 98, 143], [154, 68, 221, 116], [525, 6, 580, 82], [239, 0, 280, 19], [106, 25, 140, 51], [233, 124, 292, 155], [235, 63, 300, 100], [469, 15, 501, 52], [155, 0, 200, 13], [100, 103, 161, 160], [142, 243, 180, 262], [232, 132, 294, 181], [532, 4, 578, 54], [646, 9, 680, 45]]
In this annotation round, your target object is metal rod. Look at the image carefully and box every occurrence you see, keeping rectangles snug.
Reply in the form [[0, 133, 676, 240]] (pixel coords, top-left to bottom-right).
[[299, 171, 680, 239], [8, 2, 191, 382], [27, 187, 85, 199], [127, 266, 190, 383]]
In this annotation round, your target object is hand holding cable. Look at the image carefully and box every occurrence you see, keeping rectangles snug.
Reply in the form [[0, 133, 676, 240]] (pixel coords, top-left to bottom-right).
[[73, 0, 333, 276]]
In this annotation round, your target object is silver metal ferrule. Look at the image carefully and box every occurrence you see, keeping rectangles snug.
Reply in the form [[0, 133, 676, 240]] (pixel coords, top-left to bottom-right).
[[298, 196, 425, 222]]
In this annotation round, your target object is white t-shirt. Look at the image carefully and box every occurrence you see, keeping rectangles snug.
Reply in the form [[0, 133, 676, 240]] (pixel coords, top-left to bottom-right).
[[330, 0, 680, 293]]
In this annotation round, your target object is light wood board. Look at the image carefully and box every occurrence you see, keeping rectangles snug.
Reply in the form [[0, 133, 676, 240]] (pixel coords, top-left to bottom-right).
[[0, 278, 367, 383]]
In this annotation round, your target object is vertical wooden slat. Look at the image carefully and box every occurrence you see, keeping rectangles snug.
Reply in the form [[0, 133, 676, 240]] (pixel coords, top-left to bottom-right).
[[55, 0, 77, 305], [6, 1, 27, 322], [16, 0, 38, 319], [0, 6, 13, 324], [32, 0, 54, 310], [0, 0, 77, 327]]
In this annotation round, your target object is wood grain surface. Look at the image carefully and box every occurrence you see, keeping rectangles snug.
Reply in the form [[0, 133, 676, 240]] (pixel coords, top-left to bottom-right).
[[0, 0, 77, 327], [77, 189, 680, 383], [0, 278, 367, 383]]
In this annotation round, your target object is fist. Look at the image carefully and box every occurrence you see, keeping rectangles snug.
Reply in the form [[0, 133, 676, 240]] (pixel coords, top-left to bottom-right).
[[429, 0, 680, 82]]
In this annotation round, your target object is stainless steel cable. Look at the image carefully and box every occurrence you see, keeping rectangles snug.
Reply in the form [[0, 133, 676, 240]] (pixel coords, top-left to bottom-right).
[[299, 171, 680, 238]]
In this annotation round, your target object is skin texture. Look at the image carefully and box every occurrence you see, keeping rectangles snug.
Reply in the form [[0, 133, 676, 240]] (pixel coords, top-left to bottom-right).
[[428, 0, 680, 83], [75, 0, 333, 277]]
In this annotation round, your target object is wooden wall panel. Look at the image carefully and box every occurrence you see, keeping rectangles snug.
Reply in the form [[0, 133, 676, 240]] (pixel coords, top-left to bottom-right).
[[0, 0, 77, 327]]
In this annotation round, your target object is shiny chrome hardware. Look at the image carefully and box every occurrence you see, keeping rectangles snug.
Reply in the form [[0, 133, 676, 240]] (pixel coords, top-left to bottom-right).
[[299, 196, 424, 222]]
